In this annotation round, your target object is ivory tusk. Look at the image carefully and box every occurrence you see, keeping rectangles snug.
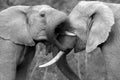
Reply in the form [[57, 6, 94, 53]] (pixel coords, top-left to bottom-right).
[[65, 31, 76, 36], [39, 51, 64, 68]]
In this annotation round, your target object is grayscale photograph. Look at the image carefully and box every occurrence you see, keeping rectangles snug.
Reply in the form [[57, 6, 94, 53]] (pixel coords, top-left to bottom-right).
[[0, 0, 119, 80]]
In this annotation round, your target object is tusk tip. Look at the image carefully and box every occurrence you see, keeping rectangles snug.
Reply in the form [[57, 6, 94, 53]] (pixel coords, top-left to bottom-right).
[[38, 51, 64, 68], [39, 63, 51, 68], [39, 65, 46, 68]]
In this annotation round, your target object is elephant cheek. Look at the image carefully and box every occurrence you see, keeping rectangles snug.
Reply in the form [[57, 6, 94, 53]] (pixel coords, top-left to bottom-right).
[[29, 26, 47, 40], [28, 14, 46, 41]]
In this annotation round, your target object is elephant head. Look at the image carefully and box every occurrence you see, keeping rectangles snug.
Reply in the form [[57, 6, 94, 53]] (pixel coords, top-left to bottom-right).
[[0, 5, 69, 45], [69, 1, 114, 53], [40, 1, 114, 80], [0, 5, 77, 80], [62, 1, 115, 80]]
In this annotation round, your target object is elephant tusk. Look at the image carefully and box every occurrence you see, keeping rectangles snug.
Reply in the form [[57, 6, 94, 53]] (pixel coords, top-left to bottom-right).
[[39, 51, 64, 68], [65, 31, 76, 36]]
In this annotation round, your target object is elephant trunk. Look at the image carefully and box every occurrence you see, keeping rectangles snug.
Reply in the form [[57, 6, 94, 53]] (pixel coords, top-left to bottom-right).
[[52, 47, 80, 80], [57, 53, 80, 80], [46, 11, 69, 51], [45, 11, 80, 80]]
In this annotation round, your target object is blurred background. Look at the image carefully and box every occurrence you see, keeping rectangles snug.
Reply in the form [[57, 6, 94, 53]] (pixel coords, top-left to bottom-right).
[[0, 0, 120, 13], [0, 0, 119, 80]]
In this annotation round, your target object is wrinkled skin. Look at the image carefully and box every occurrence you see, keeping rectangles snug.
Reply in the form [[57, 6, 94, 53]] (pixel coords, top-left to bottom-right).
[[0, 5, 76, 80], [67, 1, 120, 80]]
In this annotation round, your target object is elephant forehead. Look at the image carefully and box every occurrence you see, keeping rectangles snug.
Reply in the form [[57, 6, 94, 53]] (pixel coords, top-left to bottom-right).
[[73, 1, 103, 16], [32, 5, 54, 13]]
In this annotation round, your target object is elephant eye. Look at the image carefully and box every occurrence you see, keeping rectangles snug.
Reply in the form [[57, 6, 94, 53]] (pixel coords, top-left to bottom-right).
[[40, 12, 45, 17]]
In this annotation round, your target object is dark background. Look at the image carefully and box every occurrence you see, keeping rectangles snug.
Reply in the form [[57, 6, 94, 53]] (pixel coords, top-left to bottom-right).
[[0, 0, 119, 80]]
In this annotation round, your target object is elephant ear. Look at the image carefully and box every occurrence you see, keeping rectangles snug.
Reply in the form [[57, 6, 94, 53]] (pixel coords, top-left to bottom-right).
[[0, 6, 35, 46], [85, 2, 114, 52], [70, 1, 115, 53]]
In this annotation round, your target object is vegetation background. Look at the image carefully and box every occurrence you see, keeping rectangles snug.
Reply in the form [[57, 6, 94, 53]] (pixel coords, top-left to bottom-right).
[[0, 0, 119, 80]]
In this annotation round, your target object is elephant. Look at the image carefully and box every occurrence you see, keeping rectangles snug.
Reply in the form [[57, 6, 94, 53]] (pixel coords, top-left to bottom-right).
[[0, 5, 78, 80], [62, 1, 120, 80]]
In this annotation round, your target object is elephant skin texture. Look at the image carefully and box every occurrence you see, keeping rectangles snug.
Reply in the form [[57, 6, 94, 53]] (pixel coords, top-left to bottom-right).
[[0, 5, 75, 80], [68, 1, 120, 80]]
